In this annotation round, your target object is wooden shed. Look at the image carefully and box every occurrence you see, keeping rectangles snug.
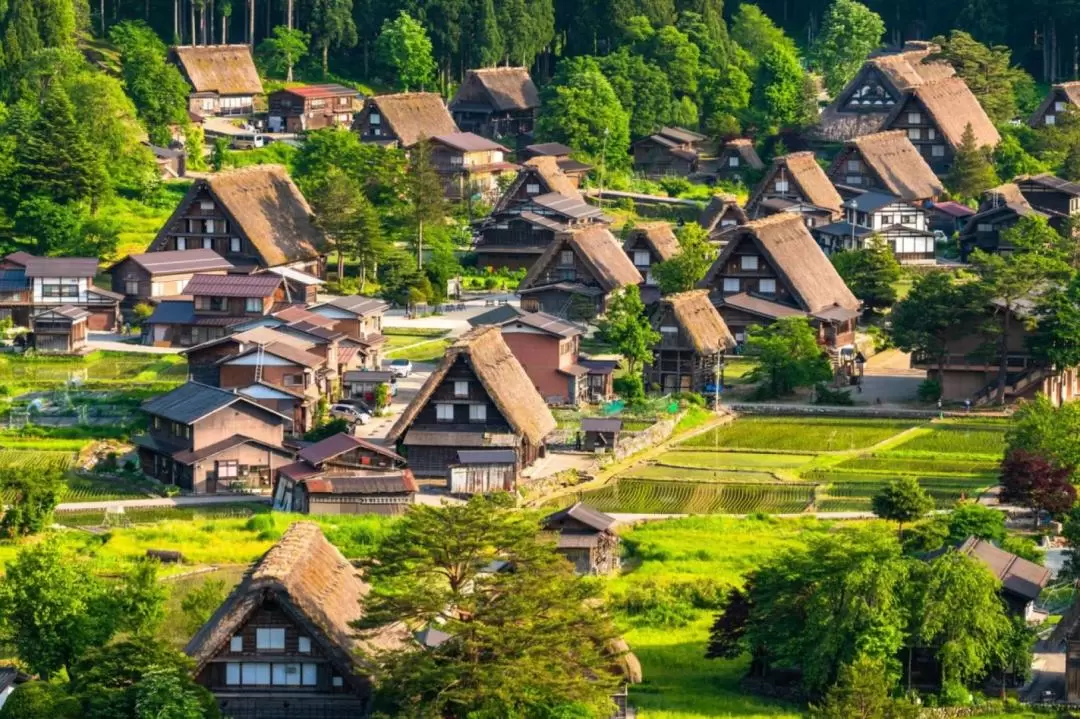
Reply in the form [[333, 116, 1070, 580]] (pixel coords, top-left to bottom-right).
[[447, 449, 518, 495], [542, 502, 621, 575], [582, 417, 623, 452], [31, 305, 90, 354]]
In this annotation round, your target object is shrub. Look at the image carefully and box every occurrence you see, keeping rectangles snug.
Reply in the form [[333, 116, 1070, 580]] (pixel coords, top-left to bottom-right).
[[917, 378, 942, 402], [813, 384, 854, 406], [614, 375, 645, 402], [132, 303, 154, 323], [659, 177, 692, 197]]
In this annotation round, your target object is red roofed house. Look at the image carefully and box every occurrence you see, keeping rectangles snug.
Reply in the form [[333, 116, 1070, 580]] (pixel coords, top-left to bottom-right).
[[429, 132, 517, 201], [267, 84, 359, 133], [272, 432, 416, 515]]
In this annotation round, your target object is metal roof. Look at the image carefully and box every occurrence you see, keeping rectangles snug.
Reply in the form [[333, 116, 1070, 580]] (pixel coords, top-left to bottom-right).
[[172, 434, 292, 464], [311, 295, 390, 316], [532, 192, 603, 220], [0, 269, 25, 292], [184, 273, 282, 297], [124, 248, 234, 275], [518, 211, 569, 232], [543, 502, 617, 532], [455, 449, 517, 464], [266, 266, 326, 286], [141, 382, 286, 424], [298, 432, 403, 466], [22, 257, 98, 278], [845, 190, 902, 212], [342, 370, 396, 383], [581, 417, 623, 433], [146, 300, 196, 325], [36, 305, 90, 321], [432, 132, 510, 153], [525, 142, 573, 157], [468, 305, 525, 328], [276, 83, 358, 98]]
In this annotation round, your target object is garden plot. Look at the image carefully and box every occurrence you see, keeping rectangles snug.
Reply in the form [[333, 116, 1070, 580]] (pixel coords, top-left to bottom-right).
[[805, 470, 994, 512], [833, 454, 998, 476], [624, 466, 781, 483], [0, 352, 187, 386], [679, 417, 921, 452], [555, 478, 814, 515]]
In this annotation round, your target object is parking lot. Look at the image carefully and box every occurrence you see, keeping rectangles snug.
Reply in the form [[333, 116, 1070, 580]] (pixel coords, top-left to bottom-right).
[[350, 362, 433, 442]]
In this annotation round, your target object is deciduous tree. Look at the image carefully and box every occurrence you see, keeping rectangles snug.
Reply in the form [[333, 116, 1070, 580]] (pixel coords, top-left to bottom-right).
[[811, 0, 885, 96], [871, 476, 934, 540], [598, 284, 660, 377], [653, 223, 715, 294], [745, 316, 832, 398], [258, 25, 309, 81], [999, 449, 1076, 526], [376, 11, 435, 90], [930, 30, 1032, 124], [829, 236, 901, 312]]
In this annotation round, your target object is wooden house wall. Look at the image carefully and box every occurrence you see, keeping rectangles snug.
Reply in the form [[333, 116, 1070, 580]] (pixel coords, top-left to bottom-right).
[[702, 236, 793, 306], [1016, 181, 1080, 216], [305, 492, 413, 516], [527, 244, 604, 291], [520, 288, 602, 321], [153, 185, 269, 268], [448, 463, 517, 493], [191, 404, 285, 451], [409, 356, 512, 431], [633, 142, 695, 177], [883, 96, 952, 173], [191, 442, 288, 494], [1032, 88, 1074, 128]]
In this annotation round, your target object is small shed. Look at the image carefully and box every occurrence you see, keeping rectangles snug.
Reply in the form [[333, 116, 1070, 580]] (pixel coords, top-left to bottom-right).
[[582, 417, 623, 452], [342, 370, 397, 403], [447, 449, 519, 495], [31, 305, 90, 354], [146, 143, 187, 179], [542, 502, 621, 575]]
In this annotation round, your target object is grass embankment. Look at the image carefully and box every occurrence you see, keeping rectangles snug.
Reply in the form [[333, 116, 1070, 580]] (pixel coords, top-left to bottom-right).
[[383, 328, 452, 363], [105, 185, 192, 259]]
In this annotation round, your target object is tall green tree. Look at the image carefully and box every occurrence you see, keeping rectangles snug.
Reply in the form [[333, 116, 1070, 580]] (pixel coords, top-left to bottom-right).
[[598, 284, 660, 376], [750, 44, 811, 133], [403, 138, 448, 270], [745, 317, 832, 398], [257, 25, 309, 81], [1006, 395, 1080, 473], [310, 0, 357, 77], [829, 236, 901, 312], [650, 24, 700, 97], [376, 11, 436, 90], [946, 123, 999, 202], [0, 682, 80, 719], [652, 223, 715, 294], [1030, 272, 1080, 371], [930, 30, 1032, 124], [472, 0, 503, 67], [311, 166, 375, 281], [871, 476, 934, 540], [598, 48, 674, 138], [811, 0, 885, 96], [0, 465, 62, 537], [811, 655, 917, 719], [496, 0, 554, 68], [109, 21, 191, 146]]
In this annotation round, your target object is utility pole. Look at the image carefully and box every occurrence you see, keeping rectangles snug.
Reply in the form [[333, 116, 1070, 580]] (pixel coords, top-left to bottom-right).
[[597, 127, 610, 207]]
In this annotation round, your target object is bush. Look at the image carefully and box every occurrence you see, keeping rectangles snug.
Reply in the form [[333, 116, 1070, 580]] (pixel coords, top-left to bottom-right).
[[917, 378, 942, 402], [614, 375, 646, 402], [658, 177, 692, 197], [813, 384, 854, 406], [132, 303, 154, 323]]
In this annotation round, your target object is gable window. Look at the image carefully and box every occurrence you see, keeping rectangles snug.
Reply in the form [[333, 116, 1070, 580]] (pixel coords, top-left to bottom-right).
[[977, 223, 994, 232], [774, 179, 789, 193], [245, 297, 262, 313], [200, 200, 215, 211], [927, 128, 936, 140], [660, 325, 678, 334], [525, 183, 540, 194], [436, 403, 454, 422], [728, 156, 739, 167], [759, 278, 776, 295], [204, 219, 215, 233], [153, 416, 161, 430], [1047, 115, 1057, 126], [256, 627, 285, 650], [125, 280, 139, 295], [298, 636, 311, 653], [721, 219, 737, 227], [740, 255, 758, 271], [559, 250, 574, 266], [469, 404, 487, 422], [230, 636, 243, 652], [846, 159, 860, 172], [454, 380, 469, 397], [369, 112, 381, 125], [901, 214, 916, 225], [203, 237, 213, 249], [908, 112, 921, 124], [302, 663, 318, 685], [1057, 101, 1067, 112], [242, 663, 271, 685], [846, 175, 862, 185], [907, 128, 921, 140], [723, 278, 740, 293], [176, 237, 187, 250], [932, 145, 945, 157], [633, 250, 650, 267], [333, 676, 344, 688], [230, 237, 242, 253]]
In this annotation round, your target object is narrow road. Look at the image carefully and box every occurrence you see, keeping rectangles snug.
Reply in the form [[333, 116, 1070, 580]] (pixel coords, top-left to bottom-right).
[[56, 494, 271, 512]]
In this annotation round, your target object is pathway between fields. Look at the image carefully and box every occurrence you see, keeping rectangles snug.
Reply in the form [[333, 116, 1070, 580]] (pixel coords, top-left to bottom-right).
[[608, 509, 949, 524], [56, 489, 463, 512]]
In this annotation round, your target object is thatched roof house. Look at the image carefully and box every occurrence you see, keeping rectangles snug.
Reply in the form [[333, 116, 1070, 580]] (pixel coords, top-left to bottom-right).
[[887, 77, 1000, 151], [746, 152, 843, 220], [452, 67, 540, 114], [712, 138, 764, 181], [623, 223, 680, 262], [169, 45, 263, 116], [645, 290, 735, 392], [1030, 81, 1080, 128], [386, 326, 556, 477], [661, 290, 736, 355], [491, 156, 580, 214], [356, 92, 459, 148], [828, 130, 944, 202], [699, 195, 749, 238]]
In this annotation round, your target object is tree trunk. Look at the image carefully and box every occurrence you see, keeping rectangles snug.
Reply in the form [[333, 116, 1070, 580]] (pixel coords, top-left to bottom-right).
[[323, 43, 329, 78], [417, 219, 424, 269], [209, 0, 215, 43], [100, 0, 105, 35], [287, 0, 293, 29], [222, 14, 227, 44], [287, 59, 294, 82], [337, 245, 345, 283], [191, 0, 196, 45], [249, 0, 254, 45], [174, 0, 179, 43], [995, 305, 1011, 405], [201, 6, 207, 45]]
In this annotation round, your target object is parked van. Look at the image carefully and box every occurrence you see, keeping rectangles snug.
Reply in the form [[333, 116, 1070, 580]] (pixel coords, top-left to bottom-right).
[[231, 133, 266, 150]]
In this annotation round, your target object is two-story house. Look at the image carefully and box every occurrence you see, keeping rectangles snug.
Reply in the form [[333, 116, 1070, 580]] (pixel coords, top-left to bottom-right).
[[745, 152, 843, 227], [827, 130, 944, 203], [308, 295, 389, 368], [1015, 173, 1080, 218], [267, 84, 358, 133], [710, 139, 764, 183], [133, 381, 294, 494], [355, 92, 459, 148], [623, 224, 680, 303], [169, 45, 263, 117], [31, 306, 90, 354], [632, 127, 708, 178], [144, 273, 288, 347], [109, 249, 233, 312], [148, 165, 326, 276], [386, 326, 556, 478], [698, 195, 749, 244], [814, 190, 937, 263], [468, 305, 612, 405], [880, 77, 1000, 174], [449, 67, 540, 139], [428, 133, 516, 201], [0, 254, 122, 330], [520, 142, 592, 187], [517, 225, 643, 320], [645, 290, 735, 393], [958, 183, 1056, 260], [1029, 81, 1080, 128], [184, 522, 406, 718], [272, 433, 416, 516], [698, 214, 861, 352]]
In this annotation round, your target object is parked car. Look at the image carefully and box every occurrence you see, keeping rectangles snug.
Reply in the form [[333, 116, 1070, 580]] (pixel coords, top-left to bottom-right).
[[390, 359, 412, 378], [231, 133, 266, 149], [329, 403, 371, 424]]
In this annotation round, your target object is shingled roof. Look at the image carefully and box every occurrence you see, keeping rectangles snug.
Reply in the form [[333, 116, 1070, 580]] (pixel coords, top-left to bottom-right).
[[170, 45, 263, 95], [897, 77, 1000, 150], [368, 92, 459, 147], [748, 152, 843, 216], [118, 248, 234, 275], [624, 223, 680, 262], [702, 214, 859, 315], [298, 432, 404, 467], [185, 522, 406, 684], [386, 327, 556, 446], [520, 226, 643, 294], [660, 290, 736, 354], [452, 67, 540, 112], [142, 381, 289, 424], [834, 131, 944, 202]]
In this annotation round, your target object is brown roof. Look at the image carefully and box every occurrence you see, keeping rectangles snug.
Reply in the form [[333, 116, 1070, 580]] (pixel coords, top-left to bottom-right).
[[840, 131, 943, 202], [982, 182, 1029, 210], [523, 156, 578, 198], [661, 290, 736, 354], [703, 214, 859, 314], [872, 47, 954, 92], [184, 272, 282, 297], [521, 226, 643, 293], [223, 341, 325, 369], [192, 166, 324, 267], [1031, 81, 1080, 125], [184, 522, 406, 682], [386, 327, 556, 446], [455, 67, 540, 112], [749, 152, 843, 216], [624, 223, 680, 261], [432, 132, 510, 153], [699, 195, 749, 233], [298, 432, 404, 467], [723, 139, 764, 169], [22, 257, 98, 278], [170, 45, 263, 95], [302, 473, 418, 495], [120, 248, 234, 275], [955, 537, 1051, 601], [720, 292, 807, 319], [272, 305, 336, 327], [369, 92, 458, 148], [899, 77, 1000, 150]]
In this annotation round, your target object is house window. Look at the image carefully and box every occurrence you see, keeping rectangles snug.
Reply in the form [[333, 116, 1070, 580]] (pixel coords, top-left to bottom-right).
[[927, 128, 936, 140], [846, 175, 862, 185], [283, 374, 302, 386], [153, 416, 160, 429], [728, 156, 739, 167], [660, 325, 678, 334], [526, 183, 540, 194], [230, 237, 242, 253], [1047, 115, 1057, 126], [245, 297, 262, 313], [723, 278, 740, 293], [977, 223, 994, 232], [1057, 101, 1067, 112], [203, 237, 213, 249], [734, 331, 746, 343], [436, 403, 454, 422], [217, 460, 239, 479], [907, 128, 921, 140], [908, 112, 921, 124], [633, 250, 650, 266], [846, 159, 860, 172], [152, 282, 165, 297], [272, 664, 303, 686], [230, 636, 243, 652], [125, 280, 139, 295], [242, 663, 272, 685], [932, 145, 945, 157], [901, 214, 916, 225], [469, 404, 487, 422], [774, 179, 789, 193], [298, 636, 311, 653], [333, 676, 344, 688], [454, 380, 469, 397], [225, 663, 241, 685], [176, 237, 187, 250], [204, 219, 215, 233], [256, 627, 285, 650], [721, 219, 737, 227], [302, 663, 318, 686], [201, 98, 215, 111], [880, 214, 893, 225], [759, 278, 776, 294], [370, 112, 381, 125], [740, 255, 758, 271], [560, 250, 574, 265], [200, 200, 214, 211]]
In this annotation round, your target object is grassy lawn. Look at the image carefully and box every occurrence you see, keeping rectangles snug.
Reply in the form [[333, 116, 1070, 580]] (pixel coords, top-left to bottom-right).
[[680, 417, 920, 452], [720, 357, 759, 386], [385, 338, 453, 362], [104, 184, 192, 260]]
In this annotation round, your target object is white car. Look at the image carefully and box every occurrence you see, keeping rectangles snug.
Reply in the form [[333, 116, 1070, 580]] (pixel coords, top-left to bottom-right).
[[329, 404, 371, 424], [390, 359, 413, 378]]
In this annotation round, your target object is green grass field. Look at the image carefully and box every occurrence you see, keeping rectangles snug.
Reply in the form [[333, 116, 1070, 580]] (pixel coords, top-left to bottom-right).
[[625, 466, 782, 483], [833, 454, 998, 476], [658, 450, 814, 470], [556, 479, 813, 515], [679, 417, 920, 452], [0, 351, 188, 386], [891, 425, 1006, 457]]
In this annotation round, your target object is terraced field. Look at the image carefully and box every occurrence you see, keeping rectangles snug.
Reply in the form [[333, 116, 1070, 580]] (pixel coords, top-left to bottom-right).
[[558, 479, 814, 514], [681, 417, 919, 452], [0, 446, 152, 503]]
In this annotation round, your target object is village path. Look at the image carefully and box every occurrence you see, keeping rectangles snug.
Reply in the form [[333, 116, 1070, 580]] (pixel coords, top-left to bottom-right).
[[56, 493, 272, 512], [87, 332, 181, 354]]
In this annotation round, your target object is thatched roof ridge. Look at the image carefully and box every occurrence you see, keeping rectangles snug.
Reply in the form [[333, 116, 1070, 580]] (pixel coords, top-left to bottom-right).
[[170, 45, 263, 95], [184, 522, 406, 683], [748, 152, 842, 216], [623, 223, 680, 261], [699, 195, 749, 233], [900, 77, 1000, 150], [523, 156, 578, 197], [199, 165, 324, 266], [662, 290, 736, 354], [386, 327, 556, 445], [521, 226, 643, 293], [369, 92, 459, 147], [841, 130, 944, 201], [454, 67, 540, 111], [722, 139, 764, 169]]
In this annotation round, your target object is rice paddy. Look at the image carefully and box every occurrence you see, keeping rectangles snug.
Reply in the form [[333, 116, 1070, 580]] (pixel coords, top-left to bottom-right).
[[680, 417, 919, 452]]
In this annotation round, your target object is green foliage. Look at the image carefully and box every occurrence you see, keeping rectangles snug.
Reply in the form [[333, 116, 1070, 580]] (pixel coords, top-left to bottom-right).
[[745, 317, 832, 398], [309, 0, 357, 77], [311, 166, 386, 282], [598, 285, 660, 375], [597, 48, 674, 138], [813, 383, 854, 406], [0, 464, 63, 536], [0, 681, 80, 719], [946, 123, 999, 202], [303, 417, 349, 442], [653, 223, 716, 294], [210, 136, 228, 171], [829, 236, 901, 312], [132, 302, 154, 323], [1030, 271, 1080, 370], [890, 271, 988, 373], [871, 476, 934, 538], [108, 21, 190, 146], [114, 558, 168, 637], [993, 129, 1048, 180], [404, 138, 451, 273], [810, 655, 917, 719], [930, 30, 1033, 125], [947, 501, 1006, 544], [614, 374, 646, 402], [811, 0, 885, 96], [257, 25, 310, 82], [917, 378, 942, 402], [179, 578, 226, 635], [375, 11, 435, 90]]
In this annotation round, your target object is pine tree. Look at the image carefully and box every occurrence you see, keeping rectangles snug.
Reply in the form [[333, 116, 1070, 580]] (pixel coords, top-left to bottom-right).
[[404, 138, 448, 270], [946, 123, 999, 202], [473, 0, 503, 66], [5, 0, 41, 69]]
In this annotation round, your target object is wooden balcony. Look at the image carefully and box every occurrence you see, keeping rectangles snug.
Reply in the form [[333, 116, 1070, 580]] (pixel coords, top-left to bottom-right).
[[911, 351, 1035, 372]]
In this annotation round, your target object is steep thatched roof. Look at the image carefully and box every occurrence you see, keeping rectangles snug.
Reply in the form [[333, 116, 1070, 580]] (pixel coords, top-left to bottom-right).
[[897, 77, 1000, 150], [702, 214, 859, 314], [184, 522, 406, 684], [748, 152, 842, 216], [386, 327, 556, 445], [196, 165, 324, 266], [722, 139, 764, 169], [523, 157, 578, 197], [1030, 81, 1080, 126], [699, 195, 749, 233], [170, 45, 263, 95], [369, 92, 459, 147], [661, 290, 736, 354], [623, 223, 680, 261], [520, 226, 643, 293], [836, 130, 944, 201], [452, 67, 540, 111]]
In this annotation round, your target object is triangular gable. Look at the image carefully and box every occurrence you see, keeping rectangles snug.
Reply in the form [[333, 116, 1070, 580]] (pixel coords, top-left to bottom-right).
[[834, 62, 906, 112], [700, 227, 809, 311]]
